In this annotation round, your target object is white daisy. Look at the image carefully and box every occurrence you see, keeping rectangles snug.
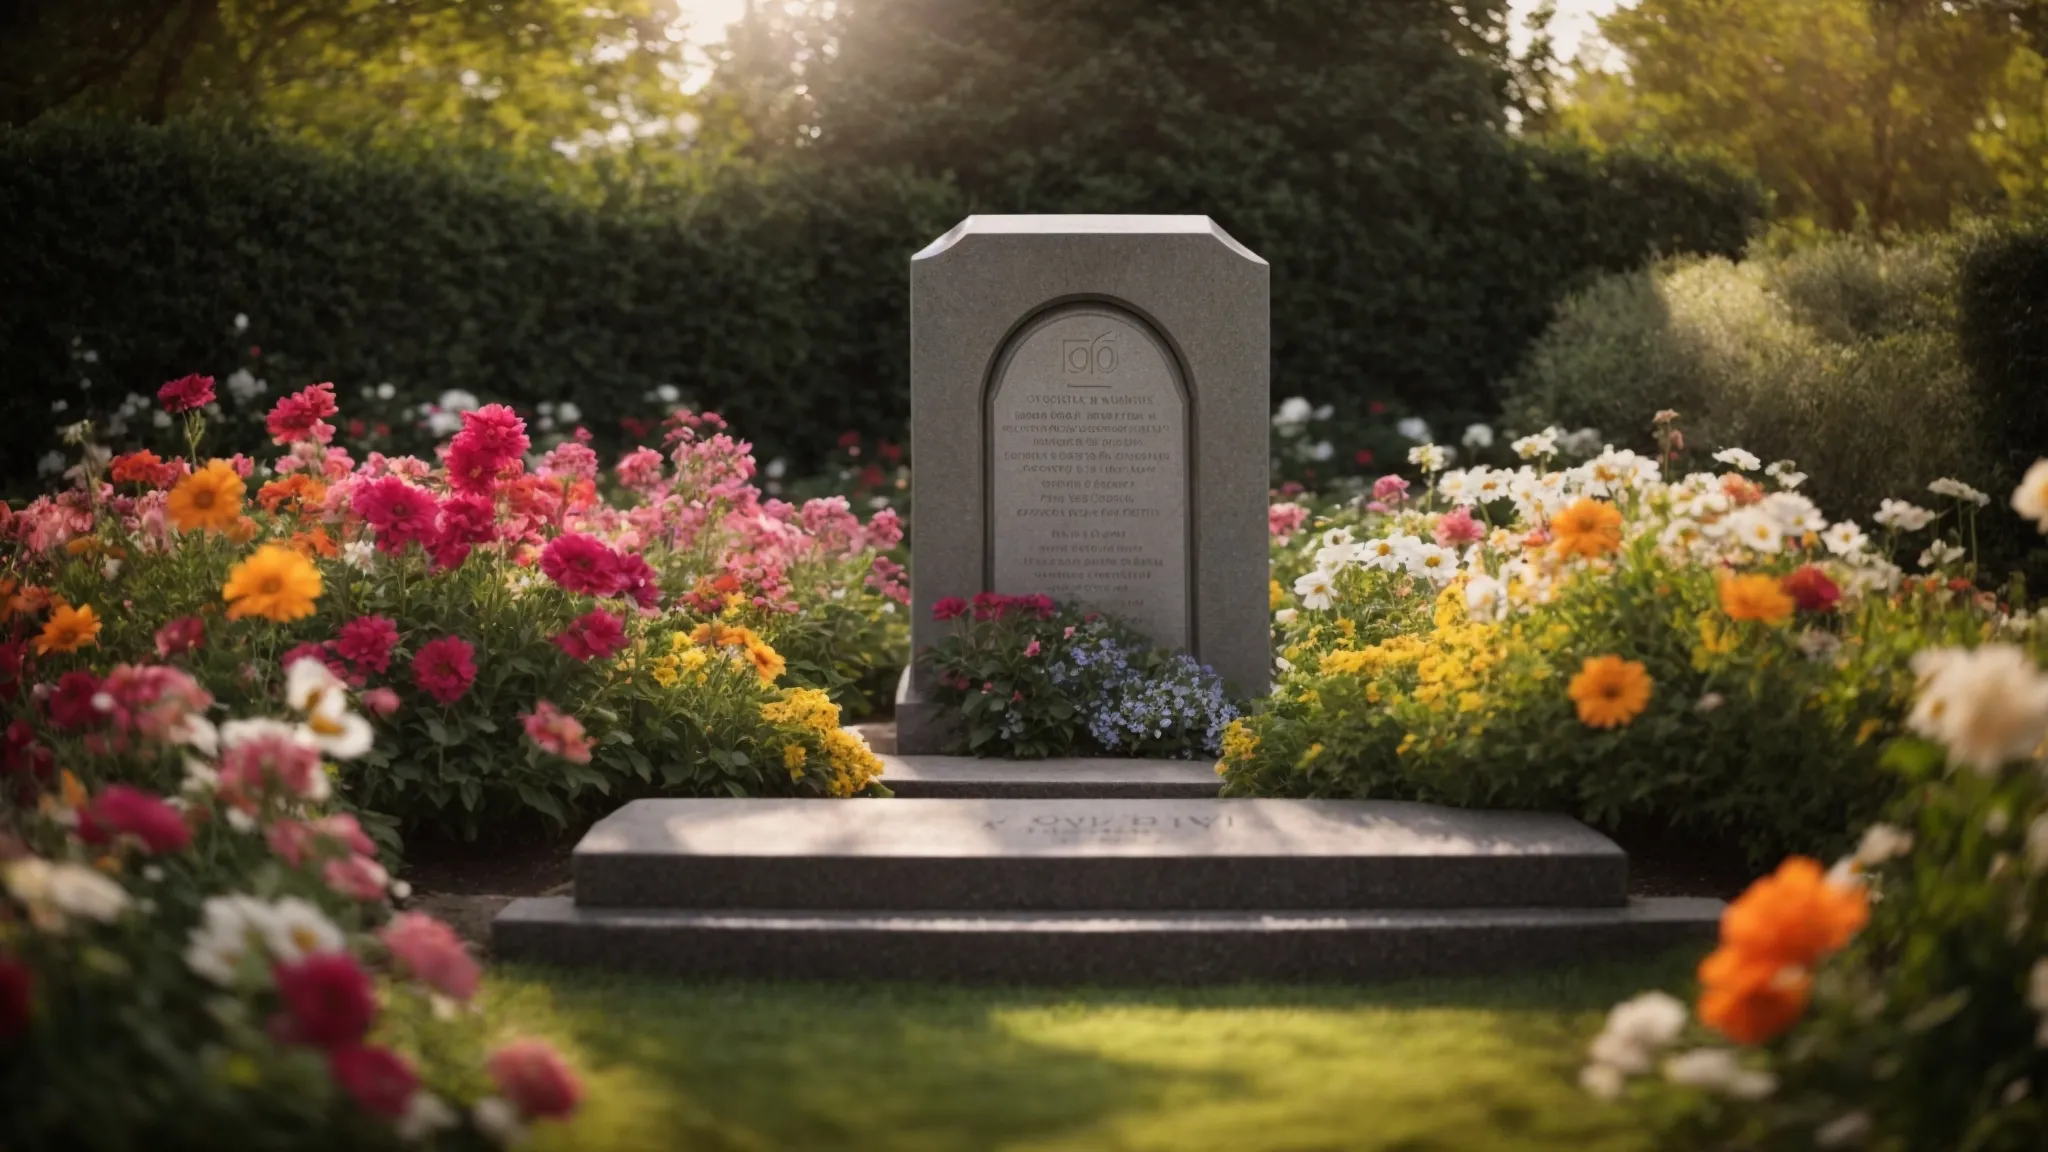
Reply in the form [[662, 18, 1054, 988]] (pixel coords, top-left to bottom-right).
[[1713, 447, 1761, 471]]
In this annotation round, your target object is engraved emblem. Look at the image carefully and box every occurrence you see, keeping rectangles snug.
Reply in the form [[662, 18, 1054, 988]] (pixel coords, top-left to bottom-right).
[[1061, 332, 1118, 377]]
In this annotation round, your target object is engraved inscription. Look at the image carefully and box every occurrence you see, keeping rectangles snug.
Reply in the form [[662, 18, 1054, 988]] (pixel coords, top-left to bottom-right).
[[989, 306, 1190, 650], [981, 814, 1235, 846]]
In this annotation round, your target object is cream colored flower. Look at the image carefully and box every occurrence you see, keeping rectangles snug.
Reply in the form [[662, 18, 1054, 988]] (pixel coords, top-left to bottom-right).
[[1929, 477, 1990, 507], [1712, 447, 1761, 471], [1875, 499, 1937, 531], [259, 896, 345, 963], [1291, 568, 1336, 612], [1907, 644, 2048, 775], [2012, 459, 2048, 531], [1822, 521, 1868, 556], [1852, 823, 1914, 869], [185, 895, 273, 985], [1661, 1048, 1777, 1100]]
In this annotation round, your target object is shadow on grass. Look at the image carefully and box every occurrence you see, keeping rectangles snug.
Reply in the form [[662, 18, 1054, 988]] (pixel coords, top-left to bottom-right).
[[490, 947, 1706, 1152]]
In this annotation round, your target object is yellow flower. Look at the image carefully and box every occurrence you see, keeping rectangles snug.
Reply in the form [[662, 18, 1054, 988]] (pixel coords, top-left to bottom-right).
[[1219, 719, 1259, 763], [167, 460, 247, 533], [1719, 572, 1794, 626], [783, 743, 808, 779], [743, 639, 786, 685], [1269, 579, 1285, 610], [222, 544, 322, 622], [1551, 499, 1624, 559], [34, 602, 100, 655], [1568, 655, 1653, 729], [821, 728, 883, 796], [761, 688, 841, 734]]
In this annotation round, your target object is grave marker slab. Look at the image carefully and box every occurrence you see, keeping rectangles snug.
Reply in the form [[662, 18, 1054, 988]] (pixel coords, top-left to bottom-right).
[[899, 216, 1270, 753]]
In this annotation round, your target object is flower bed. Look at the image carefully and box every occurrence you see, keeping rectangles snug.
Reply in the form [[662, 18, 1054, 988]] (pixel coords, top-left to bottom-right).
[[1233, 424, 2035, 865], [4, 381, 904, 843]]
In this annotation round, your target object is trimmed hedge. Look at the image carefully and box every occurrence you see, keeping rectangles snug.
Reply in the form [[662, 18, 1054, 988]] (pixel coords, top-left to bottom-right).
[[0, 112, 1760, 481]]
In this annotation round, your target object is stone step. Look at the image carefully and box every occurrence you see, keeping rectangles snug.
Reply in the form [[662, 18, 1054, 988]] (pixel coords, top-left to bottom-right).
[[493, 896, 1721, 984], [571, 798, 1630, 912], [877, 753, 1221, 799]]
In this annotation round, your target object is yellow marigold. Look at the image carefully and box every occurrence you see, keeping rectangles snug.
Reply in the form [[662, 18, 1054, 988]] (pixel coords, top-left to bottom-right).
[[1219, 719, 1259, 763], [1551, 498, 1624, 559], [34, 602, 100, 655], [1568, 655, 1654, 729], [1319, 650, 1375, 677], [822, 728, 883, 796], [783, 743, 808, 779], [761, 687, 841, 734], [1269, 579, 1285, 610], [167, 460, 247, 533], [1719, 571, 1794, 626], [222, 544, 322, 622]]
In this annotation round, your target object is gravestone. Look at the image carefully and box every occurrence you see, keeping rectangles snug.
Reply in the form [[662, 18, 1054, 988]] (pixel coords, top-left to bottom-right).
[[897, 215, 1271, 754]]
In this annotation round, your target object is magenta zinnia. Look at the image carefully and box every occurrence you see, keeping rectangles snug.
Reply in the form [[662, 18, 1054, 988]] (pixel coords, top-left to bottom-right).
[[539, 533, 624, 596], [412, 635, 476, 704], [553, 609, 627, 662]]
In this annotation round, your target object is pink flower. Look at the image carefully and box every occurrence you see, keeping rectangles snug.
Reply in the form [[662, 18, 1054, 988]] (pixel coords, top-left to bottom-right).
[[353, 476, 440, 555], [613, 447, 666, 492], [267, 818, 320, 866], [539, 534, 624, 596], [932, 597, 968, 621], [379, 913, 480, 1003], [539, 442, 599, 483], [1268, 502, 1309, 540], [488, 1038, 584, 1119], [334, 616, 399, 675], [266, 382, 339, 445], [360, 687, 401, 717], [445, 405, 529, 495], [867, 507, 904, 549], [429, 494, 497, 570], [313, 813, 378, 858], [323, 854, 390, 901], [218, 728, 327, 805], [328, 1044, 419, 1120], [612, 552, 662, 610], [1433, 505, 1486, 547], [94, 663, 213, 745], [865, 556, 909, 604], [1023, 639, 1042, 658], [412, 636, 476, 705], [1372, 474, 1412, 504], [523, 701, 593, 764], [553, 610, 627, 662], [77, 785, 191, 854], [157, 373, 217, 414], [154, 616, 206, 658]]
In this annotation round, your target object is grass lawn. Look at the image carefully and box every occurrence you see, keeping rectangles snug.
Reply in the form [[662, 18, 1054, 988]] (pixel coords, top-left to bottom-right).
[[486, 949, 1703, 1152]]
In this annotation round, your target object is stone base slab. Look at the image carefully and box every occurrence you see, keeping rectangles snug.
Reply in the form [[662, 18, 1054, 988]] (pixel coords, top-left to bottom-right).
[[493, 896, 1721, 985]]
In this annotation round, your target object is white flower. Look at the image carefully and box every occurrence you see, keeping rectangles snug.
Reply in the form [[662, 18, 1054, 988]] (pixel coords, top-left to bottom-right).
[[233, 312, 250, 332], [342, 540, 377, 571], [473, 1097, 527, 1147], [1274, 655, 1293, 673], [1764, 461, 1807, 489], [1761, 492, 1825, 534], [37, 450, 66, 477], [1467, 468, 1511, 504], [1907, 644, 2048, 774], [1436, 468, 1474, 503], [38, 861, 131, 923], [1728, 509, 1785, 554], [1713, 447, 1761, 471], [1918, 541, 1966, 570], [1582, 449, 1657, 498], [1273, 608, 1298, 626], [226, 368, 265, 402], [1360, 535, 1415, 572], [1603, 991, 1688, 1050], [1307, 440, 1334, 462], [1696, 692, 1726, 713], [1313, 542, 1360, 570], [1321, 528, 1355, 549], [1407, 443, 1448, 472], [1578, 1062, 1626, 1101], [1462, 423, 1494, 449], [285, 657, 348, 715], [260, 897, 345, 963], [1292, 568, 1337, 611], [1559, 427, 1604, 456], [1928, 477, 1990, 507], [655, 384, 681, 404], [398, 1092, 460, 1142], [557, 401, 581, 424], [2012, 459, 2048, 531], [2026, 814, 2048, 874], [185, 895, 276, 985], [437, 389, 480, 412], [376, 382, 397, 400], [426, 410, 464, 437], [1822, 521, 1868, 557], [764, 457, 788, 480], [1814, 1111, 1873, 1148], [1875, 499, 1938, 531], [1853, 823, 1914, 868], [1661, 1048, 1777, 1099], [1396, 417, 1432, 443], [1511, 428, 1560, 459], [1405, 543, 1459, 585], [1273, 396, 1313, 429], [1464, 574, 1505, 622]]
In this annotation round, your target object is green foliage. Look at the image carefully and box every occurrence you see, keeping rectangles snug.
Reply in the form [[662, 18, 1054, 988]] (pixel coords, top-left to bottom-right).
[[0, 117, 967, 482], [1502, 224, 2048, 582]]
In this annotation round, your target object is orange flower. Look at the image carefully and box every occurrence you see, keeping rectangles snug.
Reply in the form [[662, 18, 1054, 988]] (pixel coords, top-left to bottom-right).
[[222, 544, 322, 622], [6, 583, 50, 620], [1550, 499, 1623, 559], [744, 639, 787, 685], [1717, 857, 1867, 968], [1719, 571, 1795, 625], [1567, 655, 1653, 728], [291, 526, 340, 559], [34, 602, 100, 655], [258, 473, 328, 516], [1697, 946, 1812, 1045], [167, 460, 246, 533], [64, 537, 102, 557], [225, 516, 261, 544]]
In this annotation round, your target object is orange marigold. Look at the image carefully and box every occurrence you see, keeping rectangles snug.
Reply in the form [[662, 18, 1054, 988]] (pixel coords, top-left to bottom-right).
[[166, 460, 246, 533], [222, 544, 323, 622], [1717, 856, 1868, 967], [1550, 499, 1624, 559], [1697, 945, 1812, 1045], [291, 525, 341, 559], [35, 602, 101, 655], [258, 473, 328, 515], [1719, 571, 1795, 625], [1566, 655, 1653, 728]]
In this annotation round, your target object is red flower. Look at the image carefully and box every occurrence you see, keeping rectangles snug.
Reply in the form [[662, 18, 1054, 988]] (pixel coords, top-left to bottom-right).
[[328, 1044, 418, 1119], [488, 1038, 584, 1119], [553, 609, 627, 662], [153, 616, 206, 658], [429, 494, 497, 570], [613, 552, 662, 609], [265, 382, 339, 445], [0, 955, 30, 1042], [335, 616, 400, 675], [539, 534, 624, 597], [273, 954, 376, 1048], [970, 592, 1006, 622], [412, 635, 476, 704], [932, 597, 968, 622], [111, 449, 179, 488], [157, 374, 217, 414], [446, 405, 530, 495], [45, 670, 103, 732], [353, 476, 440, 555], [1781, 565, 1842, 613], [78, 785, 191, 854]]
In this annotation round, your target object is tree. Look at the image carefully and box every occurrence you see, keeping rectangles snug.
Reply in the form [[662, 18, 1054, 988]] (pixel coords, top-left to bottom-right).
[[0, 0, 698, 166], [1560, 0, 2048, 231]]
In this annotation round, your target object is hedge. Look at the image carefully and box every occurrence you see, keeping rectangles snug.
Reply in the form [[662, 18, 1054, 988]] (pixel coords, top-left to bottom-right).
[[0, 115, 1761, 481]]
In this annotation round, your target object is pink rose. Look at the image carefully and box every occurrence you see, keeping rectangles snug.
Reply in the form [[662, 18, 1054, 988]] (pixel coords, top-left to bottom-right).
[[379, 912, 480, 1003], [488, 1038, 583, 1119], [323, 855, 390, 902]]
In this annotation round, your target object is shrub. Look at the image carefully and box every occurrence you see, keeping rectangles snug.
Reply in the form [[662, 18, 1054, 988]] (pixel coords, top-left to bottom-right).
[[1231, 430, 2012, 866], [0, 667, 585, 1150], [922, 595, 1238, 760], [2, 394, 904, 843]]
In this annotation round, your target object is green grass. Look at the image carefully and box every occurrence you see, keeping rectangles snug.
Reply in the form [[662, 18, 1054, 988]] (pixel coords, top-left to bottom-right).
[[485, 950, 1703, 1152]]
